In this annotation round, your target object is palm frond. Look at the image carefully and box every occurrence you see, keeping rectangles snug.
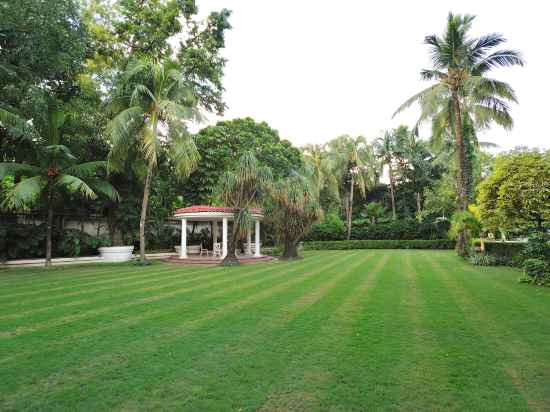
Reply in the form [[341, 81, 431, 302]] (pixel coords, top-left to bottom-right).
[[2, 176, 46, 210], [55, 174, 98, 199], [63, 161, 108, 178], [0, 162, 42, 179]]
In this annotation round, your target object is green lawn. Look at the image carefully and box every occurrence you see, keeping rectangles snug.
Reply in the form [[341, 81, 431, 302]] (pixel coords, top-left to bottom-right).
[[1, 250, 549, 411]]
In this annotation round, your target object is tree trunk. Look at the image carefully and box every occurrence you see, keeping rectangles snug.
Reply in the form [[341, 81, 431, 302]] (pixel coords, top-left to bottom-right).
[[389, 163, 396, 220], [452, 88, 469, 257], [221, 223, 240, 266], [45, 190, 54, 268], [281, 240, 300, 260], [416, 192, 422, 215], [139, 163, 154, 262], [347, 174, 354, 240]]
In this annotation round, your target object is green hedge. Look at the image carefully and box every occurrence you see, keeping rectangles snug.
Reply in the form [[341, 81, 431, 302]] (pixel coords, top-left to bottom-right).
[[484, 241, 524, 260], [303, 239, 456, 250]]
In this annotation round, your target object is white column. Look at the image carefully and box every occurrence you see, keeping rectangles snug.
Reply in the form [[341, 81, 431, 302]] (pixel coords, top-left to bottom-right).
[[180, 219, 187, 259], [222, 217, 228, 258], [254, 220, 261, 257], [246, 225, 252, 255], [212, 221, 218, 244]]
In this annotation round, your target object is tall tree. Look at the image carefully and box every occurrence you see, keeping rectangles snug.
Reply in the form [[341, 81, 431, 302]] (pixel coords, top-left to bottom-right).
[[374, 130, 399, 220], [108, 59, 200, 262], [217, 152, 272, 265], [328, 136, 377, 240], [302, 143, 340, 211], [184, 118, 302, 204], [0, 104, 118, 267], [394, 13, 523, 255], [270, 174, 322, 259]]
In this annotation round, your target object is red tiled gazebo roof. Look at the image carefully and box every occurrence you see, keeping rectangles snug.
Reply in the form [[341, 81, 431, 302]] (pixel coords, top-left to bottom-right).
[[175, 205, 262, 214]]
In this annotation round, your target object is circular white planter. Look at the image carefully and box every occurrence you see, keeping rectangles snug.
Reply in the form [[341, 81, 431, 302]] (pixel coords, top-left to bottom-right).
[[98, 246, 134, 262]]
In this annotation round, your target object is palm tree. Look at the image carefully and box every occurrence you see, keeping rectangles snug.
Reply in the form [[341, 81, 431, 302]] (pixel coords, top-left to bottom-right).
[[217, 152, 272, 265], [302, 143, 340, 209], [108, 59, 200, 262], [328, 135, 377, 240], [270, 173, 322, 259], [374, 130, 399, 220], [0, 106, 118, 267], [394, 12, 523, 255]]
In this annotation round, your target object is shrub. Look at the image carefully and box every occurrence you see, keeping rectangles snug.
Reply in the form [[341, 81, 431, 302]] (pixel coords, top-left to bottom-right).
[[303, 239, 455, 250], [306, 216, 450, 241], [305, 213, 346, 241], [482, 241, 525, 266], [521, 258, 550, 286], [519, 234, 550, 264], [469, 253, 497, 266]]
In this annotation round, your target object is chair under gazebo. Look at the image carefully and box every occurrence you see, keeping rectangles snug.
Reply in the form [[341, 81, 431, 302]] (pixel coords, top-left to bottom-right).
[[166, 205, 273, 265]]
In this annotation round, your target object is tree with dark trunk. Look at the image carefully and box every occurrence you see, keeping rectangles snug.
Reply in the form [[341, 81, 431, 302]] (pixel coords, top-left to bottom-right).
[[108, 60, 200, 262], [0, 105, 118, 267], [270, 174, 322, 260], [217, 153, 272, 265], [394, 12, 523, 256]]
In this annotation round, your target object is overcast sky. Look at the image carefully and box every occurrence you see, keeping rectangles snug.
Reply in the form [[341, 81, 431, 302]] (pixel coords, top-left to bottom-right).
[[193, 0, 548, 150]]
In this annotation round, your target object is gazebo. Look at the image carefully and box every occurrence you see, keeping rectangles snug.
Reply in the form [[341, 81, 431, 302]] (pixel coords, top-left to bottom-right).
[[173, 205, 264, 260]]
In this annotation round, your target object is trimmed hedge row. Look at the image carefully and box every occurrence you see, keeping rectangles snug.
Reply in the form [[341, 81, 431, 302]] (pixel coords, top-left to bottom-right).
[[303, 239, 456, 250]]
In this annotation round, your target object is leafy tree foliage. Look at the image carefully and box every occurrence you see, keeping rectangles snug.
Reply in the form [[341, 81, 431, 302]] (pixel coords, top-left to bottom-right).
[[477, 150, 550, 233], [395, 12, 523, 256], [269, 174, 322, 259], [185, 118, 302, 205], [216, 152, 272, 265]]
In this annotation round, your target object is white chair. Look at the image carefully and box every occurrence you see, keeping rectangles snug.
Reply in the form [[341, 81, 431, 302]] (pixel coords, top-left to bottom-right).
[[200, 242, 210, 256], [212, 242, 222, 258]]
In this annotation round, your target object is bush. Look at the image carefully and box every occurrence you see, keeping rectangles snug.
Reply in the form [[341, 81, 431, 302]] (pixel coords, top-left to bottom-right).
[[305, 213, 346, 241], [469, 253, 497, 266], [519, 234, 550, 264], [305, 216, 450, 241], [303, 239, 455, 250], [521, 258, 550, 286], [482, 241, 525, 266]]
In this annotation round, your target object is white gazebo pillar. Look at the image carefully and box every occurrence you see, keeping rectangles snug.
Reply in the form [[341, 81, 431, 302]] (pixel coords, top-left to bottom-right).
[[222, 217, 228, 258], [180, 219, 187, 259], [254, 220, 261, 257], [246, 225, 252, 255], [212, 221, 218, 244]]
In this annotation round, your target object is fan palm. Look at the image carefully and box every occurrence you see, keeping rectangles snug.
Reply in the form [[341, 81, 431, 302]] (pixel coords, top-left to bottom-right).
[[270, 173, 322, 259], [216, 152, 272, 265], [0, 106, 118, 267], [327, 135, 377, 240], [108, 59, 200, 261], [394, 12, 523, 255]]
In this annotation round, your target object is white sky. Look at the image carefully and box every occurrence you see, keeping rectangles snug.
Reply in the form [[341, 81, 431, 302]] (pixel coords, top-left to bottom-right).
[[194, 0, 548, 150]]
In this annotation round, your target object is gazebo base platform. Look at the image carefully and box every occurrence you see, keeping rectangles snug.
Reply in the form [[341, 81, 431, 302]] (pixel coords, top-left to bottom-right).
[[163, 255, 274, 266]]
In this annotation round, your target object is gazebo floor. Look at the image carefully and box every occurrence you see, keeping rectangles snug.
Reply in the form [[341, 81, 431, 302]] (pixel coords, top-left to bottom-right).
[[163, 255, 274, 266]]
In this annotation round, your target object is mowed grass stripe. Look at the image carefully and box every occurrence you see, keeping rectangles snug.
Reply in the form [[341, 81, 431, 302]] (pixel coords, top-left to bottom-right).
[[434, 253, 550, 412], [0, 253, 361, 408], [0, 258, 295, 321], [0, 261, 187, 294], [0, 254, 335, 337], [114, 252, 379, 411], [303, 251, 415, 411], [256, 253, 387, 412], [0, 253, 338, 367], [420, 252, 531, 411], [399, 252, 460, 410], [0, 262, 232, 302]]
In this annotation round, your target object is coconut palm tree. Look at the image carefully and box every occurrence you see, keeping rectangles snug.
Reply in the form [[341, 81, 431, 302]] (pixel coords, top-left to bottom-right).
[[217, 152, 272, 265], [374, 130, 399, 220], [302, 143, 340, 209], [270, 173, 322, 259], [327, 135, 377, 240], [0, 106, 118, 267], [394, 12, 523, 255], [108, 59, 200, 262]]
